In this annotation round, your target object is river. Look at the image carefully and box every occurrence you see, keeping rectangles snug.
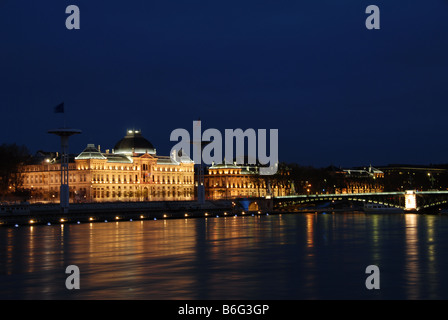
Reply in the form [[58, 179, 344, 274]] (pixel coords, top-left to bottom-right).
[[1, 212, 447, 299]]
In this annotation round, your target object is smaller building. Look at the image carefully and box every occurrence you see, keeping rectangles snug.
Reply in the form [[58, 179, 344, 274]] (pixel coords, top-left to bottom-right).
[[205, 162, 292, 200], [338, 165, 384, 194]]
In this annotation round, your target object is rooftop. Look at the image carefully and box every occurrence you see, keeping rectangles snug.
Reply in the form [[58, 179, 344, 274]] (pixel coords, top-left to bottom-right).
[[75, 144, 106, 160], [114, 129, 156, 155]]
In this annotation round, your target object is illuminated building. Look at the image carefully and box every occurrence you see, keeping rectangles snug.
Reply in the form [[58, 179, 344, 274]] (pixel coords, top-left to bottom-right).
[[292, 165, 384, 195], [337, 165, 384, 194], [21, 130, 195, 202], [204, 162, 292, 199]]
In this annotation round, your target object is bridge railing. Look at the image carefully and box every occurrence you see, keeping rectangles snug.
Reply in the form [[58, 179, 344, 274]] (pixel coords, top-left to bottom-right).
[[275, 190, 448, 211]]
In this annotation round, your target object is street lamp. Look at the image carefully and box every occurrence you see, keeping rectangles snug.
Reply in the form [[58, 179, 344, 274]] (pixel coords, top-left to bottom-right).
[[48, 128, 81, 213]]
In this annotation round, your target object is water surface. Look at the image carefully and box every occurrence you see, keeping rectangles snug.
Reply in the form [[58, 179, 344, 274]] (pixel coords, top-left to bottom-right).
[[1, 213, 447, 299]]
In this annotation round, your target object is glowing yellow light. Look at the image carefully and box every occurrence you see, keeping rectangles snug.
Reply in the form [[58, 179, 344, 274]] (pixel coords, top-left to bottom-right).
[[29, 220, 35, 224], [115, 216, 120, 220], [405, 190, 417, 211], [205, 213, 208, 216], [89, 217, 94, 221], [185, 213, 188, 217], [224, 212, 227, 215], [60, 218, 65, 223], [163, 214, 167, 218], [140, 215, 144, 219]]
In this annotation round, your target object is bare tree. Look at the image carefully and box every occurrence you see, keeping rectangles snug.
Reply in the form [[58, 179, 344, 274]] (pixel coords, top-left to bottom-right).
[[0, 143, 30, 194]]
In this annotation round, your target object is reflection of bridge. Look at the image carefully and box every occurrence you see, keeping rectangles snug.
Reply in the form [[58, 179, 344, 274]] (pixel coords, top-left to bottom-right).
[[273, 190, 448, 212]]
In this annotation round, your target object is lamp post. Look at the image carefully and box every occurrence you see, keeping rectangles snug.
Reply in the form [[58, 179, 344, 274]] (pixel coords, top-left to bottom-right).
[[48, 128, 81, 213], [190, 130, 210, 204], [195, 143, 209, 204]]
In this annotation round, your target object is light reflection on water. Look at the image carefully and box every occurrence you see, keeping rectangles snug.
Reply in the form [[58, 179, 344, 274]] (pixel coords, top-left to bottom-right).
[[1, 213, 448, 299]]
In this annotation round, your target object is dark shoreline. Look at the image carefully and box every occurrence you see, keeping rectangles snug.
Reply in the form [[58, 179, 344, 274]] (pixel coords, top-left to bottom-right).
[[0, 208, 339, 227], [0, 200, 235, 226], [1, 203, 430, 228]]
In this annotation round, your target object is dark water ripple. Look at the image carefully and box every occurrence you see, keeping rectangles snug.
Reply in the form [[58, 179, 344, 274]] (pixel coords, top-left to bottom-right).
[[1, 213, 448, 299]]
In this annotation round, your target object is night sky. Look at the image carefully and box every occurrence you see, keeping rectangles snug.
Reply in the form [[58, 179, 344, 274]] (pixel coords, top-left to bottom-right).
[[1, 0, 448, 168]]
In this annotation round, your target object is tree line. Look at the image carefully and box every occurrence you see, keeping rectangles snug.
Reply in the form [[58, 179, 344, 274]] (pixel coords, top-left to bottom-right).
[[0, 143, 31, 200]]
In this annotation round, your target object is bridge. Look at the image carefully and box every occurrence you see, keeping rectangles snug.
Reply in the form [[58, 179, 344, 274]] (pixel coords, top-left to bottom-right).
[[272, 190, 448, 212]]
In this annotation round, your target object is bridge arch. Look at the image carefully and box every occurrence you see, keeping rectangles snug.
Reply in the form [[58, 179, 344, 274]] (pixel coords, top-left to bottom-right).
[[279, 197, 401, 209], [275, 193, 406, 211]]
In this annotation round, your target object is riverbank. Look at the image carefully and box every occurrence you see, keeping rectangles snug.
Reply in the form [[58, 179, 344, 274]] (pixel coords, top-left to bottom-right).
[[0, 200, 436, 227], [0, 200, 240, 226], [0, 200, 359, 226]]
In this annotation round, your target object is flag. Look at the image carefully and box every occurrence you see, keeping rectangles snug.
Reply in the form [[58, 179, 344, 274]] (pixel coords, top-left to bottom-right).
[[54, 102, 64, 113]]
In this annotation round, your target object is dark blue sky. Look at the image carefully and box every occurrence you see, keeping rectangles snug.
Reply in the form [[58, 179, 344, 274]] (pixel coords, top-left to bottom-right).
[[1, 0, 448, 168]]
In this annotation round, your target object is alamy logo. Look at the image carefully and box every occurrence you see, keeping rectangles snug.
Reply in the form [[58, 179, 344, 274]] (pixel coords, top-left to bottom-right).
[[170, 121, 279, 175], [65, 5, 80, 30], [365, 265, 380, 290], [365, 5, 380, 30], [65, 265, 80, 290]]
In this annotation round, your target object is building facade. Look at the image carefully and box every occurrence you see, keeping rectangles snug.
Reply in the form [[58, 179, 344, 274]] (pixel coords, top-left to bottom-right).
[[21, 130, 195, 203], [337, 166, 384, 194], [204, 162, 292, 200]]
